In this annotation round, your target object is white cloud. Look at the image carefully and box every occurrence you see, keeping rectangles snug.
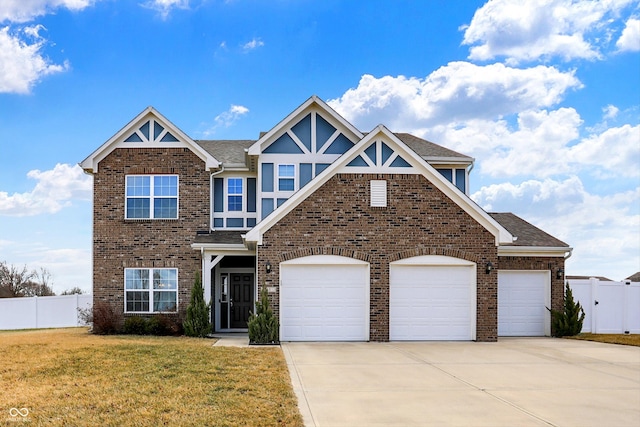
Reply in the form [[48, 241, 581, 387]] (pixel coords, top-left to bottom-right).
[[200, 104, 249, 137], [0, 0, 96, 23], [569, 124, 640, 177], [0, 25, 69, 94], [328, 64, 581, 131], [141, 0, 189, 19], [603, 104, 620, 120], [472, 177, 640, 279], [242, 37, 264, 51], [616, 17, 640, 52], [0, 163, 92, 217], [461, 0, 635, 63]]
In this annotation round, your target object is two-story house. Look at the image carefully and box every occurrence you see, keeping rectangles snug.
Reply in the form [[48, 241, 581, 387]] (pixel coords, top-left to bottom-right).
[[81, 96, 571, 342]]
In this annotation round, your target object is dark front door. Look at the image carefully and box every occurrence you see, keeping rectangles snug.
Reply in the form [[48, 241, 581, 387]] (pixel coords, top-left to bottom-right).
[[230, 273, 254, 329]]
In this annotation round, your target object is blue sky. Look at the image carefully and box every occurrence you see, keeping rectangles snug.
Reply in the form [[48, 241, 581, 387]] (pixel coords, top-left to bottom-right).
[[0, 0, 638, 293]]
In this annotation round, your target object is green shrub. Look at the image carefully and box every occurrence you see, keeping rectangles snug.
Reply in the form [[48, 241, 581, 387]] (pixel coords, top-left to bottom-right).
[[549, 283, 585, 337], [248, 286, 279, 344], [123, 316, 148, 335], [183, 272, 211, 337]]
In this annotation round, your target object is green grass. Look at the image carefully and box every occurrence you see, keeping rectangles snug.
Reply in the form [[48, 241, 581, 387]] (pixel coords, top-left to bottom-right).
[[0, 328, 303, 426], [570, 333, 640, 347]]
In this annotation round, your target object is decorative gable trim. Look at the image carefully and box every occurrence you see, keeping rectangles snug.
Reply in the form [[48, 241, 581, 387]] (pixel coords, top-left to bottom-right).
[[247, 95, 363, 156], [245, 124, 514, 246], [80, 107, 220, 173]]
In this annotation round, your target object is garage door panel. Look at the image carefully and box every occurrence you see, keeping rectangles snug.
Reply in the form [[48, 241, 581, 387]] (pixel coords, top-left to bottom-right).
[[390, 262, 475, 341], [498, 271, 550, 337], [280, 260, 369, 341]]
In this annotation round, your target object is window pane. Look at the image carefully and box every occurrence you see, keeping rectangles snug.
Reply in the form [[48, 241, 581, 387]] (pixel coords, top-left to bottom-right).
[[228, 195, 242, 211], [278, 164, 294, 177], [154, 176, 177, 196], [125, 269, 149, 289], [126, 176, 150, 196], [153, 269, 177, 289], [154, 198, 177, 218], [227, 178, 243, 195], [278, 178, 294, 191], [126, 198, 150, 219], [126, 291, 149, 312], [153, 291, 177, 312]]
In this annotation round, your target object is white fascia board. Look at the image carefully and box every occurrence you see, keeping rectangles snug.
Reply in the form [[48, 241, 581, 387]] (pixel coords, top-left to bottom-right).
[[246, 124, 513, 246], [190, 243, 253, 254], [247, 95, 363, 155], [80, 106, 219, 173], [425, 157, 475, 165], [498, 246, 573, 257]]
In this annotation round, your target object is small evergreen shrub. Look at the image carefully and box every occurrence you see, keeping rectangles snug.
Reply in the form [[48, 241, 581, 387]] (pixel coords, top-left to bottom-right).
[[549, 283, 585, 337], [146, 314, 183, 336], [91, 301, 122, 335], [183, 272, 211, 337], [123, 316, 148, 335], [248, 286, 279, 344]]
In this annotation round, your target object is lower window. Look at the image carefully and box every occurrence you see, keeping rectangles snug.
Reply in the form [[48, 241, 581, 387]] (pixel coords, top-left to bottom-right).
[[125, 268, 178, 313]]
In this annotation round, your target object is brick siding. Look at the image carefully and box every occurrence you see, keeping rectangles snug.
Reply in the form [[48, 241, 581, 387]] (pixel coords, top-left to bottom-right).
[[257, 173, 500, 341], [92, 148, 208, 324]]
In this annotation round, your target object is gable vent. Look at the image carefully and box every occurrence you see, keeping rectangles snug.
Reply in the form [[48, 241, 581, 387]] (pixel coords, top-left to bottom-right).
[[370, 180, 387, 207]]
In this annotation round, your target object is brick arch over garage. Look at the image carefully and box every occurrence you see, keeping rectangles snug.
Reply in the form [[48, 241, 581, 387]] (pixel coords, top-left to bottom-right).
[[389, 247, 483, 264], [278, 247, 370, 263]]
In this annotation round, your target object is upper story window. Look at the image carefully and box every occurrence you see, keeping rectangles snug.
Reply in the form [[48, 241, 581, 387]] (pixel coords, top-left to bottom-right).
[[278, 164, 295, 191], [125, 268, 177, 313], [125, 175, 178, 219], [227, 178, 243, 211]]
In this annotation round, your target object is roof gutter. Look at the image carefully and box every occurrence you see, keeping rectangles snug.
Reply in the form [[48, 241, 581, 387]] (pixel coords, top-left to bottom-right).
[[497, 245, 574, 257]]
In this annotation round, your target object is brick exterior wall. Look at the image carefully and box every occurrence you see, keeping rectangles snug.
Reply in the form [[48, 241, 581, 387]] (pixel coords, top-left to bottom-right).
[[92, 148, 209, 324], [257, 173, 500, 342]]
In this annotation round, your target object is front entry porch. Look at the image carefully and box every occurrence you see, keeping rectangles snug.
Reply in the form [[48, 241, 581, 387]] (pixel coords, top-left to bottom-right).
[[205, 254, 256, 332]]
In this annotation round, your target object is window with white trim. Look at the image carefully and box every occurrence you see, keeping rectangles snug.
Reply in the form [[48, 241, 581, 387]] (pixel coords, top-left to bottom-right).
[[125, 268, 178, 313], [277, 164, 295, 191], [227, 178, 243, 211], [125, 175, 178, 219]]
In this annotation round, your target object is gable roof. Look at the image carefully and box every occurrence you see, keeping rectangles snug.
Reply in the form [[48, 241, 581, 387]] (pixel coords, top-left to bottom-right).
[[247, 95, 363, 155], [80, 106, 220, 173], [245, 124, 514, 246]]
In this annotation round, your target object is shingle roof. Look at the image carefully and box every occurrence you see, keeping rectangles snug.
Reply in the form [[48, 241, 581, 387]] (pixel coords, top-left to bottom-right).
[[394, 133, 473, 161], [489, 213, 569, 247], [193, 231, 245, 245], [625, 272, 640, 282], [194, 133, 472, 166], [195, 140, 255, 164]]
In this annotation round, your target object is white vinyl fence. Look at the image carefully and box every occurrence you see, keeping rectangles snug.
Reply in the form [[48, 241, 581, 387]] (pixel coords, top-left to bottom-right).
[[0, 294, 92, 330], [569, 278, 640, 334]]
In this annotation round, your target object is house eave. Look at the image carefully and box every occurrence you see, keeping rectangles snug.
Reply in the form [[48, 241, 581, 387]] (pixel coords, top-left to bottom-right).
[[497, 246, 573, 257], [190, 242, 253, 253]]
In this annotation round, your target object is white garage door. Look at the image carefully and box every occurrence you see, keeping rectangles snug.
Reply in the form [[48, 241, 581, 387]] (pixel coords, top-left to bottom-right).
[[390, 256, 476, 341], [498, 270, 550, 336], [280, 255, 369, 341]]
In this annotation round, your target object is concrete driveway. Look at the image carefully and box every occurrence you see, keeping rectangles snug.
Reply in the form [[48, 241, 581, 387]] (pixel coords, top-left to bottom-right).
[[281, 338, 640, 427]]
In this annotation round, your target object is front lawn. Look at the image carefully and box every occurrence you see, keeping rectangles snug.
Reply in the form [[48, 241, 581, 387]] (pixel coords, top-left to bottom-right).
[[0, 328, 303, 426], [570, 333, 640, 347]]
